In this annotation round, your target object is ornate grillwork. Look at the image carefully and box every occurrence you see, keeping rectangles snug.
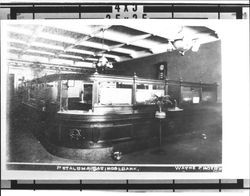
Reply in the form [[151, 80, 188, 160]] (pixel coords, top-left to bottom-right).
[[69, 128, 85, 141]]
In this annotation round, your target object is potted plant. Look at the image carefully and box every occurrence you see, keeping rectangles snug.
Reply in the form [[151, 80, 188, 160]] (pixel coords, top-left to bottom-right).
[[151, 94, 172, 119]]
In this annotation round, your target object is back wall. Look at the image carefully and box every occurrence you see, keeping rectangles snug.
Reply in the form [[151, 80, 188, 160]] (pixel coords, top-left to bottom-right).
[[113, 40, 221, 102]]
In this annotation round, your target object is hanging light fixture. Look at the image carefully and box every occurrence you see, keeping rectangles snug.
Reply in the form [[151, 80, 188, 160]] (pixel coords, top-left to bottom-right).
[[170, 26, 201, 56], [95, 28, 113, 70], [171, 37, 200, 56]]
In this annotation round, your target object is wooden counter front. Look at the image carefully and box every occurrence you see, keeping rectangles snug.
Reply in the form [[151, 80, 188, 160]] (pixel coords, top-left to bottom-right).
[[44, 103, 221, 151], [46, 109, 157, 150], [22, 101, 221, 160]]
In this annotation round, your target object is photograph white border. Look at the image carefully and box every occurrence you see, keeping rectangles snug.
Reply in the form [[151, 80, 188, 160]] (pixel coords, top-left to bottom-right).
[[1, 19, 249, 180]]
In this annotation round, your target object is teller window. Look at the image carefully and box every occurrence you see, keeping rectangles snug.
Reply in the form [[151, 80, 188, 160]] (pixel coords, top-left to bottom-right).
[[181, 86, 200, 104], [136, 83, 165, 104], [98, 81, 133, 105], [63, 80, 93, 111], [202, 86, 217, 103]]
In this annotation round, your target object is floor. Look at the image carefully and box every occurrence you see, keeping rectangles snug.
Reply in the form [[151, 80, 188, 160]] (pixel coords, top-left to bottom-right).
[[7, 110, 222, 165]]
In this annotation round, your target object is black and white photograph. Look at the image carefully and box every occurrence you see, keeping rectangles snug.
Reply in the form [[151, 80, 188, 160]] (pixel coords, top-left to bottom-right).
[[1, 19, 249, 179]]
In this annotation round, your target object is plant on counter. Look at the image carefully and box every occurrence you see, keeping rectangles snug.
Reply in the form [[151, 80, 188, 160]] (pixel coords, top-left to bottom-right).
[[151, 94, 172, 118], [151, 94, 172, 112]]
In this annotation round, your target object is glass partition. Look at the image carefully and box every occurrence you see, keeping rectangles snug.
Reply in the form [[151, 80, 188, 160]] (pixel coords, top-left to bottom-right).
[[67, 80, 80, 98], [181, 86, 200, 104], [59, 80, 93, 111], [98, 81, 132, 105], [60, 80, 69, 110], [45, 81, 58, 103], [136, 83, 164, 104], [83, 84, 93, 104], [202, 86, 217, 103]]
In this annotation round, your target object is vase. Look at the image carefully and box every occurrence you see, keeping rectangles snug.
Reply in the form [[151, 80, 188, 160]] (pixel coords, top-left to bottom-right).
[[155, 106, 166, 119]]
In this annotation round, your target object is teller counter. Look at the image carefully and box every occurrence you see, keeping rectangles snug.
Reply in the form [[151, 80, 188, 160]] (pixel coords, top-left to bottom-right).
[[41, 103, 221, 160], [46, 106, 157, 150], [21, 73, 220, 160]]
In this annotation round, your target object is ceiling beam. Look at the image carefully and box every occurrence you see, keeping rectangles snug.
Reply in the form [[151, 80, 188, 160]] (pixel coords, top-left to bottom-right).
[[40, 25, 154, 58], [19, 25, 44, 56], [53, 26, 112, 61], [7, 24, 219, 68], [8, 25, 157, 63], [93, 33, 152, 58]]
